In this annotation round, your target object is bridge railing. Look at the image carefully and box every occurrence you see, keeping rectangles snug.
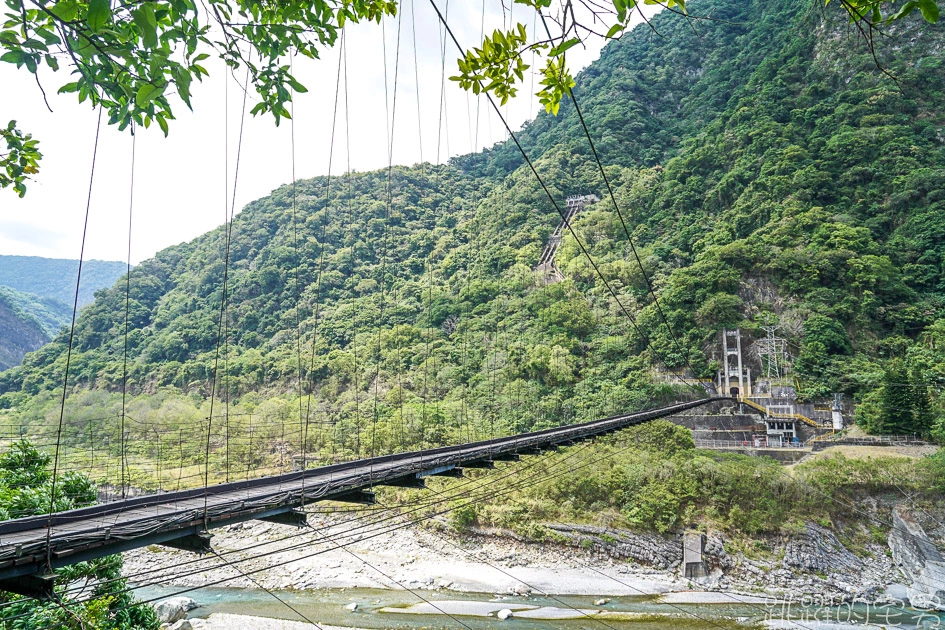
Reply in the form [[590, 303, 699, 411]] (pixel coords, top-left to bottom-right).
[[694, 438, 808, 450]]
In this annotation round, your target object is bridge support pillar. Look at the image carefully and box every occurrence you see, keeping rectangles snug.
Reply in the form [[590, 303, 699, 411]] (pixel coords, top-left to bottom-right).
[[258, 510, 308, 528], [330, 490, 376, 505], [0, 572, 56, 599], [683, 531, 707, 579], [161, 530, 213, 554]]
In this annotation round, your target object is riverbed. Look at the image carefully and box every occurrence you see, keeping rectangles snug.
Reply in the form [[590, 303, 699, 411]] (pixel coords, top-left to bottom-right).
[[136, 584, 944, 629]]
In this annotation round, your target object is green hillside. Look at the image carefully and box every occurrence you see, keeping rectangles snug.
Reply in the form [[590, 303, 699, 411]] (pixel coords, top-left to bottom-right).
[[0, 287, 71, 371], [0, 255, 127, 307], [1, 0, 943, 455], [0, 286, 70, 338]]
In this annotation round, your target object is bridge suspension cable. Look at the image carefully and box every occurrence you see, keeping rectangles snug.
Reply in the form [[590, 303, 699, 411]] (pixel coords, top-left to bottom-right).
[[45, 107, 104, 572]]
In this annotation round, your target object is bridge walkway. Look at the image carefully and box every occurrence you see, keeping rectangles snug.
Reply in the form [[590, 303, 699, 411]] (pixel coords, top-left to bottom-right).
[[0, 398, 713, 595]]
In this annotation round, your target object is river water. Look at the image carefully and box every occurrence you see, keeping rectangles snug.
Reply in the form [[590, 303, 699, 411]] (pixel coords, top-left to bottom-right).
[[135, 585, 945, 629]]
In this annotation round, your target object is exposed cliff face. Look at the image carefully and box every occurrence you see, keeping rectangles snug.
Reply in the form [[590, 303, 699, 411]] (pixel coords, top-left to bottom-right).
[[0, 296, 49, 371], [889, 506, 945, 610]]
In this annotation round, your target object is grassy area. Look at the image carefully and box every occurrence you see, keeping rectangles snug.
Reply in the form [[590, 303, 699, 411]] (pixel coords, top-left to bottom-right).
[[427, 420, 945, 542]]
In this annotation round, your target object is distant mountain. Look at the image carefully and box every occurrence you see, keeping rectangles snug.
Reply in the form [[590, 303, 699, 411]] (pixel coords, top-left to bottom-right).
[[0, 255, 127, 307], [0, 256, 126, 369], [0, 287, 71, 371]]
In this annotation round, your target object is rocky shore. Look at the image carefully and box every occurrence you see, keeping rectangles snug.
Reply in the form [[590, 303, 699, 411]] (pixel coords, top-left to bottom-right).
[[126, 504, 945, 624]]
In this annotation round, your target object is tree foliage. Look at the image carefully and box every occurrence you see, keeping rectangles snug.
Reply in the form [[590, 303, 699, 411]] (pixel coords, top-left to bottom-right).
[[1, 0, 940, 194], [0, 440, 158, 629]]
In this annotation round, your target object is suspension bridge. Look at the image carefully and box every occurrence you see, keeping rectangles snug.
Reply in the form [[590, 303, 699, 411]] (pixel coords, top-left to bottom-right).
[[0, 398, 712, 597]]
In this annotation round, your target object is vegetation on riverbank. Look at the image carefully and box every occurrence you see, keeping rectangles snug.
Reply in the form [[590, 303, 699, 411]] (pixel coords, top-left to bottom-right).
[[439, 421, 945, 539]]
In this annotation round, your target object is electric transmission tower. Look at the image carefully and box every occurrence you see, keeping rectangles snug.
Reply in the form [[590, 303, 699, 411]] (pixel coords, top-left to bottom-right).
[[757, 325, 788, 383]]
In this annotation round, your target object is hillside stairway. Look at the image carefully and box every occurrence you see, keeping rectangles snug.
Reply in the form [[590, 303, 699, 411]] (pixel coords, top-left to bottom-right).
[[535, 194, 599, 283], [739, 397, 821, 428]]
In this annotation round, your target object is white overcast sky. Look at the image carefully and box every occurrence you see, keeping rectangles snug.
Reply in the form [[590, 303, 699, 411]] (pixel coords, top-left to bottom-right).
[[0, 1, 654, 264]]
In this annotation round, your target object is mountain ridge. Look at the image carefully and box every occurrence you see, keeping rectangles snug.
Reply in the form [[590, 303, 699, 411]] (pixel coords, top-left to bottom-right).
[[1, 0, 942, 444]]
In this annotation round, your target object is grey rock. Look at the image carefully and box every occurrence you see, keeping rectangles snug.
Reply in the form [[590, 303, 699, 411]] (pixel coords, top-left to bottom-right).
[[783, 523, 861, 574], [544, 524, 679, 569], [888, 506, 945, 610], [154, 597, 198, 624]]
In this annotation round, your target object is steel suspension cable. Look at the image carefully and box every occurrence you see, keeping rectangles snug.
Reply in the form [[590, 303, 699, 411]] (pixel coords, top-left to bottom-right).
[[303, 29, 345, 494], [373, 8, 404, 462], [120, 131, 136, 499], [427, 0, 692, 397], [209, 549, 325, 629], [45, 107, 103, 570], [56, 423, 636, 602], [204, 61, 251, 523]]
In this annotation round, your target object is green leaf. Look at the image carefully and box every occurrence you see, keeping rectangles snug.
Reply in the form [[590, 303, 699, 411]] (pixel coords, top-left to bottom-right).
[[22, 39, 49, 52], [549, 37, 580, 58], [135, 82, 165, 108], [87, 0, 112, 33], [132, 5, 159, 48], [0, 51, 24, 65], [890, 0, 919, 20], [917, 0, 940, 22], [286, 75, 308, 93], [606, 23, 626, 38], [50, 0, 80, 22]]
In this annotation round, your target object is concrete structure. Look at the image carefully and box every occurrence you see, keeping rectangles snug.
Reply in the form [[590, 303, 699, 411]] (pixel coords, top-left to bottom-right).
[[831, 393, 845, 430], [683, 531, 707, 578], [764, 403, 799, 445]]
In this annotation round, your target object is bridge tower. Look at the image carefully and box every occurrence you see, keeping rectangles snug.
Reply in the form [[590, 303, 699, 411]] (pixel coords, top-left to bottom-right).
[[720, 328, 751, 397]]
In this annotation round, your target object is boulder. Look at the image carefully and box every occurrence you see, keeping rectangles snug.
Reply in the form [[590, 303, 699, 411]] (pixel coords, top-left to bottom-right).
[[344, 602, 358, 611], [155, 597, 199, 624], [168, 621, 193, 630], [497, 608, 513, 620]]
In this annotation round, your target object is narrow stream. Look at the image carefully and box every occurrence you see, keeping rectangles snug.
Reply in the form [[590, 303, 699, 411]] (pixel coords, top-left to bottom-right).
[[134, 584, 945, 629]]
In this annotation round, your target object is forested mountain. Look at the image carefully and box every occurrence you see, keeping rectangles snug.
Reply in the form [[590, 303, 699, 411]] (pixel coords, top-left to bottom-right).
[[1, 0, 943, 448], [0, 255, 127, 307], [0, 256, 124, 370], [0, 287, 66, 371]]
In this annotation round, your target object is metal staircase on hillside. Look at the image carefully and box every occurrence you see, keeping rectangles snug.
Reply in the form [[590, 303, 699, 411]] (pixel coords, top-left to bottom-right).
[[739, 397, 821, 428], [535, 194, 600, 283]]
